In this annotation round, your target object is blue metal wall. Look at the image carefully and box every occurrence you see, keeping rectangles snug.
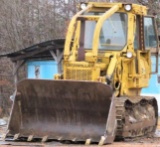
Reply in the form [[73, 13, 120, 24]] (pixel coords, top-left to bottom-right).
[[142, 56, 160, 94], [27, 58, 160, 92], [27, 60, 57, 79], [141, 56, 160, 114]]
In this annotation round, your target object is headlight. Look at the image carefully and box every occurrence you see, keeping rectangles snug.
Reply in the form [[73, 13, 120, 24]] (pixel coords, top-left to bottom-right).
[[80, 3, 87, 10], [124, 4, 132, 11], [126, 52, 133, 58]]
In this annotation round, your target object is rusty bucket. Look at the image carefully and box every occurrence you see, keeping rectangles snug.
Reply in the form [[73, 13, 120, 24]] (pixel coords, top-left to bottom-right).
[[7, 79, 116, 144]]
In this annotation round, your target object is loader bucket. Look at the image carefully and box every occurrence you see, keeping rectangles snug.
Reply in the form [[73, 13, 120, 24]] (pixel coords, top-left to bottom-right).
[[7, 79, 116, 144]]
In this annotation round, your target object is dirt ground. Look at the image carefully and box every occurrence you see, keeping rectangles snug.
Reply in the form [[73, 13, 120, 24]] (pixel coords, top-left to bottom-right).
[[0, 119, 159, 147], [0, 139, 160, 147]]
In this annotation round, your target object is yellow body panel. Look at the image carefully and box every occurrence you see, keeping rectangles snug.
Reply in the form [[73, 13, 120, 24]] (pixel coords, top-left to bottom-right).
[[58, 2, 158, 97]]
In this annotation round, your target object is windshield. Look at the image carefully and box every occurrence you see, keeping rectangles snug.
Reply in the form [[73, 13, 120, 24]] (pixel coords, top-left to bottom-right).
[[144, 17, 157, 48], [84, 13, 127, 50]]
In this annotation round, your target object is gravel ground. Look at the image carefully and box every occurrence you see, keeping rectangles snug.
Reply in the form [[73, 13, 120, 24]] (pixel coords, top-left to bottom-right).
[[0, 132, 160, 147], [0, 118, 159, 147]]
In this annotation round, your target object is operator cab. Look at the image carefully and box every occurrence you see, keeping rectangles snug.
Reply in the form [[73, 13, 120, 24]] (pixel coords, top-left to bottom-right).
[[82, 12, 127, 51]]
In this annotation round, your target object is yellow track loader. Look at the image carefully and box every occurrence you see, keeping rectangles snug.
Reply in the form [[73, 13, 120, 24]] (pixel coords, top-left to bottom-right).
[[6, 2, 159, 145]]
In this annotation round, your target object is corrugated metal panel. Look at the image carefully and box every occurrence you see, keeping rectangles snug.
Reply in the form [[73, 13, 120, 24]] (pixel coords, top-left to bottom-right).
[[0, 39, 65, 57], [27, 60, 57, 79]]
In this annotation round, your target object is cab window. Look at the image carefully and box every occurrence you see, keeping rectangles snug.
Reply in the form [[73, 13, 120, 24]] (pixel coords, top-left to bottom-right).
[[144, 17, 157, 48]]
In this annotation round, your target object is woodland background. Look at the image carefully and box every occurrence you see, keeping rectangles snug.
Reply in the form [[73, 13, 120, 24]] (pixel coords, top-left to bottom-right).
[[0, 0, 159, 116]]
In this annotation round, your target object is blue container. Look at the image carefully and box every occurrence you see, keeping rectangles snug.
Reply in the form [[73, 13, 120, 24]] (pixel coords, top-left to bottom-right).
[[142, 56, 160, 94], [141, 56, 160, 114], [27, 60, 57, 79]]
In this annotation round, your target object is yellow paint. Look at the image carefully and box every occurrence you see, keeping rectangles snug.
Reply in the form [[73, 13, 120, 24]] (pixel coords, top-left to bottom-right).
[[64, 4, 93, 61], [56, 2, 158, 97], [92, 5, 121, 61]]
